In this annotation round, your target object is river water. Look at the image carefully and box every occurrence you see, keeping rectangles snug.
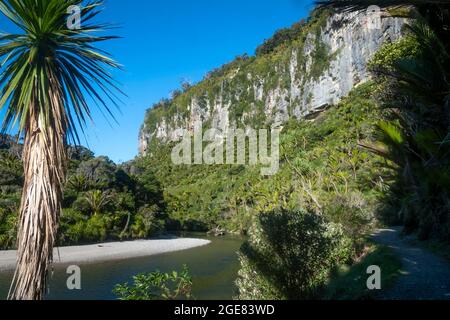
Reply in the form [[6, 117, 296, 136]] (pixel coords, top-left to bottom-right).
[[0, 235, 244, 300]]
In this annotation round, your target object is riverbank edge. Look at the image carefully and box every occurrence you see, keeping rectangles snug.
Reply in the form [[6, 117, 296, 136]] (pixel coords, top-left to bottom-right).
[[0, 238, 211, 272]]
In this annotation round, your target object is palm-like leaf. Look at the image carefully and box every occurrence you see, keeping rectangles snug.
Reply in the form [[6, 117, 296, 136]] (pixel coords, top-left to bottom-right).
[[84, 189, 111, 216], [0, 0, 122, 300], [0, 0, 123, 142], [378, 121, 405, 146]]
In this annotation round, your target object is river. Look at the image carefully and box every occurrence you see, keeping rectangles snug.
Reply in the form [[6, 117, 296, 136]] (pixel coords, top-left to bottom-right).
[[0, 234, 244, 300]]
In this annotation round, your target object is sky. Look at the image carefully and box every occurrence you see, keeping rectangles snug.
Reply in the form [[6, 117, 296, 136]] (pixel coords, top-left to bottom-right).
[[0, 0, 314, 163]]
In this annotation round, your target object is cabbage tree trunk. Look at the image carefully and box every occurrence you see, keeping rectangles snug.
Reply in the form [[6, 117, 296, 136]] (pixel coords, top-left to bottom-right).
[[9, 95, 67, 300]]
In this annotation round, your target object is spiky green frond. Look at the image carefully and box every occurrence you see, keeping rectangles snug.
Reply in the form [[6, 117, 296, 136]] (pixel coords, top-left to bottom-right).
[[0, 0, 123, 143], [378, 121, 405, 145]]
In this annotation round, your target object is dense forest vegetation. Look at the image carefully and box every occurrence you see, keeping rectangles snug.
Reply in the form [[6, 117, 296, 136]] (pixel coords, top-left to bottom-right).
[[0, 135, 166, 249]]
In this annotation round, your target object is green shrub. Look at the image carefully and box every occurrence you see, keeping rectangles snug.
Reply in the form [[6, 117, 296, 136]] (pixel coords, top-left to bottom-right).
[[63, 214, 111, 244], [58, 208, 88, 245], [368, 36, 421, 72], [71, 194, 92, 215], [83, 215, 110, 242], [255, 20, 307, 56], [0, 207, 18, 249], [131, 205, 164, 238], [114, 265, 192, 300], [63, 221, 86, 244], [236, 209, 352, 300]]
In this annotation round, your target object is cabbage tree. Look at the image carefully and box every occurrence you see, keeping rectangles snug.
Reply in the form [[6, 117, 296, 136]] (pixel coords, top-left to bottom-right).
[[0, 0, 122, 299]]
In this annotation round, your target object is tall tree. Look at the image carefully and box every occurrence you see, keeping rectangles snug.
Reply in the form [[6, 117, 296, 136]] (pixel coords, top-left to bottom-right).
[[0, 0, 122, 300]]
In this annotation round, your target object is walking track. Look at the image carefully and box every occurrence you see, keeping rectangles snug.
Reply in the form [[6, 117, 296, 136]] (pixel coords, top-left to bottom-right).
[[372, 228, 450, 300]]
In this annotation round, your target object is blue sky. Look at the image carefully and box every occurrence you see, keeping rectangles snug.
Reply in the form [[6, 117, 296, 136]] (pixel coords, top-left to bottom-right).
[[0, 0, 314, 163]]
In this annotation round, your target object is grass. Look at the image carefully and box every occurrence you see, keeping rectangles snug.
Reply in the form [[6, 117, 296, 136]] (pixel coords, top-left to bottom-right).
[[322, 243, 402, 300]]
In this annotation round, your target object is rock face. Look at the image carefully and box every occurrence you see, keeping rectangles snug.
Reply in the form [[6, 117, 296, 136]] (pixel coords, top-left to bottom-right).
[[139, 9, 406, 155]]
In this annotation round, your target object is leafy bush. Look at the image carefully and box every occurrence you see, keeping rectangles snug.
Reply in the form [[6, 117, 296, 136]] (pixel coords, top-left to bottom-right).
[[71, 194, 92, 215], [0, 207, 18, 249], [58, 208, 86, 245], [236, 209, 352, 300], [131, 205, 164, 239], [60, 214, 110, 244], [62, 221, 85, 244], [82, 215, 110, 242], [256, 20, 307, 56], [114, 265, 192, 300], [368, 36, 421, 72]]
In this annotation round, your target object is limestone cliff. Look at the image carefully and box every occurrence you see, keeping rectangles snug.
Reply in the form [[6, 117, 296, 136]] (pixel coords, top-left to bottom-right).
[[139, 9, 406, 155]]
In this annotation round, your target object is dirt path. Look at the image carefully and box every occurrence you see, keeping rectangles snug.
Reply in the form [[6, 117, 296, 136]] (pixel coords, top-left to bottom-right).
[[372, 227, 450, 300]]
